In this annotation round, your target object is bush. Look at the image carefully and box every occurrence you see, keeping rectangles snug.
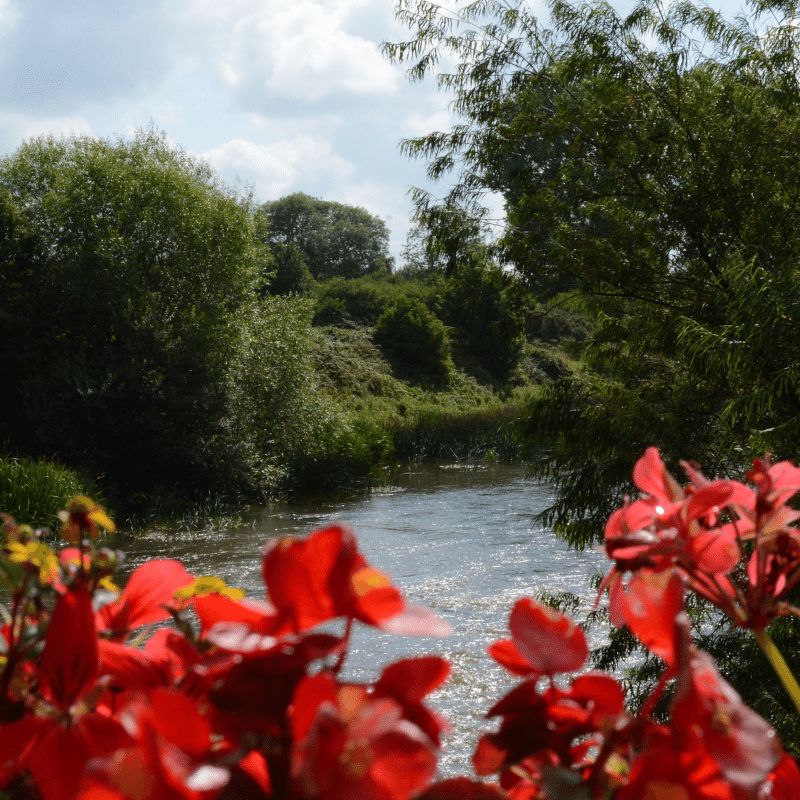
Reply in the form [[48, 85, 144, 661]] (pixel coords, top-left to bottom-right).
[[439, 263, 527, 384], [312, 276, 395, 327], [373, 297, 452, 387], [0, 129, 266, 494]]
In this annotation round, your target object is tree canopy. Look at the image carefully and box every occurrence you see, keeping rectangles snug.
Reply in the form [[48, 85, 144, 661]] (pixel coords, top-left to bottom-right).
[[387, 0, 800, 746], [385, 0, 800, 537], [259, 192, 394, 281]]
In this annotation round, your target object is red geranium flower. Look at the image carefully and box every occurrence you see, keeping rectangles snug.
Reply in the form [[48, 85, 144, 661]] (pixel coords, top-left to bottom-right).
[[0, 587, 132, 800]]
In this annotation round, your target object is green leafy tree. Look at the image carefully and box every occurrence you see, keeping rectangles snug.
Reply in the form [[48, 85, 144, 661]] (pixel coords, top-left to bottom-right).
[[386, 0, 800, 526], [387, 0, 800, 745], [260, 193, 394, 280], [265, 242, 315, 296], [440, 261, 527, 384], [0, 130, 269, 493]]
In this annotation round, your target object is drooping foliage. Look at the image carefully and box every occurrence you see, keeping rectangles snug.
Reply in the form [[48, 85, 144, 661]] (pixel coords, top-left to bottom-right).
[[385, 0, 800, 543]]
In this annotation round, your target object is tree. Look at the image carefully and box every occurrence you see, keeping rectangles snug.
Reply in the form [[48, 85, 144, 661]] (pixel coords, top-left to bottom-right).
[[386, 0, 800, 527], [0, 130, 270, 493], [264, 242, 315, 296], [259, 193, 394, 280]]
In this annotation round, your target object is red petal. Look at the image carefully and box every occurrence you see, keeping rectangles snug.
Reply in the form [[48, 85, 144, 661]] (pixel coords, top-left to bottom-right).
[[672, 649, 782, 791], [472, 734, 507, 776], [193, 594, 278, 636], [686, 527, 739, 575], [0, 716, 52, 787], [262, 527, 346, 631], [508, 598, 588, 676], [766, 753, 800, 799], [97, 559, 193, 635], [29, 713, 131, 800], [685, 482, 733, 523], [98, 640, 171, 691], [291, 673, 338, 744], [569, 673, 625, 717], [40, 586, 99, 708], [376, 657, 451, 703], [369, 725, 438, 800], [622, 570, 683, 665], [487, 639, 535, 677], [633, 448, 683, 503]]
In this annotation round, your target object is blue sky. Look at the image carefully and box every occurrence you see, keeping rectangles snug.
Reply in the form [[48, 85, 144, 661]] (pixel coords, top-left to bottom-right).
[[0, 0, 746, 262]]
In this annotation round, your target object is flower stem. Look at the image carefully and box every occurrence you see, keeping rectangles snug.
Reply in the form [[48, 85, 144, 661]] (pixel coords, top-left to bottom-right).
[[755, 629, 800, 715]]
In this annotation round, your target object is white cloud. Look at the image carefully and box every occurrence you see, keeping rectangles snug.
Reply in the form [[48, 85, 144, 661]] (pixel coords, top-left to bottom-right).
[[0, 0, 21, 36], [402, 108, 454, 138], [0, 112, 94, 150], [200, 135, 356, 198], [179, 0, 401, 104]]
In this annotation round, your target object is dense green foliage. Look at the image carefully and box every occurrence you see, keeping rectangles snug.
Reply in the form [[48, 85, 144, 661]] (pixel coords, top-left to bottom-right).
[[438, 263, 527, 383], [264, 242, 315, 296], [0, 130, 265, 492], [0, 456, 101, 530], [259, 192, 394, 280], [373, 297, 453, 387], [386, 0, 800, 538], [0, 131, 363, 503], [0, 128, 579, 513]]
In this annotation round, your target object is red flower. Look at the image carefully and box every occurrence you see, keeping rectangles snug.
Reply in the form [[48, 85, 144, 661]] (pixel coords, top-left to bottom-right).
[[291, 672, 438, 800], [96, 559, 194, 640], [262, 525, 449, 636], [670, 615, 782, 794], [79, 690, 230, 800], [488, 597, 588, 678], [0, 587, 132, 800]]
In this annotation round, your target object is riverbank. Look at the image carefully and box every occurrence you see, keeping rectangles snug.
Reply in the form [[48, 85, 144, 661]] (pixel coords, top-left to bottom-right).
[[0, 325, 583, 530]]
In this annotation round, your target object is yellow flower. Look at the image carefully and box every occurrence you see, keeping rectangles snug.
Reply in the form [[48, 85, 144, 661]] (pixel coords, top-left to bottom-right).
[[58, 495, 115, 542], [174, 575, 245, 602], [7, 542, 60, 585]]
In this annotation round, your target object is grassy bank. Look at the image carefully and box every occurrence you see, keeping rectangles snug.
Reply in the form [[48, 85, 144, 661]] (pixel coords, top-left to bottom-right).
[[0, 456, 103, 530], [278, 322, 581, 500]]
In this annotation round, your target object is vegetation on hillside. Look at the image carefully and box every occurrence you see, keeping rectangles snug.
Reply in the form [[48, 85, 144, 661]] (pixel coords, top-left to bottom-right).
[[0, 129, 584, 521]]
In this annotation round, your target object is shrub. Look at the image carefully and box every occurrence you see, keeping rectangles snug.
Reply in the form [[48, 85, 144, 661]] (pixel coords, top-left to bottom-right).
[[373, 297, 452, 387], [439, 263, 527, 384]]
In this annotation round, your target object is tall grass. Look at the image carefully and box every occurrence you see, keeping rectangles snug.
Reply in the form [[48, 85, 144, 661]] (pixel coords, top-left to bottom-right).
[[0, 456, 101, 529], [391, 404, 523, 462]]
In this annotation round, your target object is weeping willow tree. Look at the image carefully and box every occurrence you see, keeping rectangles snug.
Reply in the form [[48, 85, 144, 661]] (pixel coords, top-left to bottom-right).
[[385, 0, 800, 747], [384, 0, 800, 542]]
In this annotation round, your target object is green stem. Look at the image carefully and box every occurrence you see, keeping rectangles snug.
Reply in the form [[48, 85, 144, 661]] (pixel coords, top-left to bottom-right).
[[755, 629, 800, 716]]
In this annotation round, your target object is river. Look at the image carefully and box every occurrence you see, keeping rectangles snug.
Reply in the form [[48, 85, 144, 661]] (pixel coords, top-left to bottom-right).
[[120, 463, 607, 776]]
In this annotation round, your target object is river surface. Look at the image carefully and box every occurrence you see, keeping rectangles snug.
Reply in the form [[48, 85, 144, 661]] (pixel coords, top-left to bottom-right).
[[120, 463, 607, 775]]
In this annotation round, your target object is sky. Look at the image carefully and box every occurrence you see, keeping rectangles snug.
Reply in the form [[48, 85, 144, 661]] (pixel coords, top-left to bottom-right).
[[0, 0, 745, 264]]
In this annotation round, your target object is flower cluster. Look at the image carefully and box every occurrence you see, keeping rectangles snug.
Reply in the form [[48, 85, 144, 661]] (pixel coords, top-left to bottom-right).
[[0, 448, 799, 799]]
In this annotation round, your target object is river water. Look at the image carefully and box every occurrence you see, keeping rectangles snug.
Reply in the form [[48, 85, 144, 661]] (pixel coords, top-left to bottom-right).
[[121, 463, 607, 775]]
